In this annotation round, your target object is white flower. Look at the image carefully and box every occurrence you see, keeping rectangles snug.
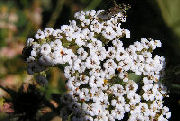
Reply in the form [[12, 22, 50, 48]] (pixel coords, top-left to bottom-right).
[[26, 38, 34, 46], [40, 43, 51, 55], [89, 10, 96, 17], [102, 26, 117, 40], [111, 109, 125, 120], [158, 115, 168, 121], [107, 47, 116, 59], [89, 66, 101, 77], [54, 39, 62, 47], [134, 41, 143, 51], [77, 48, 88, 60], [125, 104, 130, 112], [75, 37, 85, 47], [112, 39, 123, 47], [64, 66, 74, 78], [115, 49, 127, 61], [27, 56, 35, 63], [90, 20, 103, 33], [35, 29, 45, 39], [86, 56, 100, 69], [73, 58, 86, 73], [80, 75, 89, 84], [155, 40, 162, 47], [53, 29, 63, 38], [87, 38, 102, 49], [104, 59, 117, 70], [84, 115, 93, 121], [89, 76, 104, 88], [90, 47, 106, 61], [44, 28, 54, 37], [166, 112, 171, 119], [125, 29, 130, 38], [126, 80, 138, 92], [31, 49, 37, 57], [127, 92, 141, 104]]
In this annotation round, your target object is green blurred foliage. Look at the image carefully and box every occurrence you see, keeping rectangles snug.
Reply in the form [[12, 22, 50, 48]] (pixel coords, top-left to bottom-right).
[[157, 0, 180, 59], [157, 0, 180, 39]]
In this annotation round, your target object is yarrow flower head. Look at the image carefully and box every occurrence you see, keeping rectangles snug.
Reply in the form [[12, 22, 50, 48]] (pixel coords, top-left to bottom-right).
[[23, 7, 171, 121]]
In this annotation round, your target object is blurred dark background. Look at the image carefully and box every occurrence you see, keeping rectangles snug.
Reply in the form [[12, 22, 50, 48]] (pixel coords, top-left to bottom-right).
[[0, 0, 179, 120]]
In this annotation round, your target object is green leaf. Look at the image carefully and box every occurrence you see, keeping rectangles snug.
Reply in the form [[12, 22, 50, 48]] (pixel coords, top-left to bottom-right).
[[157, 0, 180, 39], [128, 73, 142, 83], [63, 42, 71, 48], [0, 97, 4, 107]]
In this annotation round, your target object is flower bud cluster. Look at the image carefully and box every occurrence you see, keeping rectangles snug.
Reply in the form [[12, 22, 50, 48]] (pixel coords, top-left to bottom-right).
[[24, 9, 171, 121]]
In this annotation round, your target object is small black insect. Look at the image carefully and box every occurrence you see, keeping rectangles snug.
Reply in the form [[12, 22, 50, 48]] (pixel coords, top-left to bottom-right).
[[22, 46, 33, 61], [98, 0, 131, 20]]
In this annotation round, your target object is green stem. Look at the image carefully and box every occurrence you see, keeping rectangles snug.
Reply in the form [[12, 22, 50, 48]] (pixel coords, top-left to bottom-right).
[[85, 0, 102, 10], [47, 0, 65, 27]]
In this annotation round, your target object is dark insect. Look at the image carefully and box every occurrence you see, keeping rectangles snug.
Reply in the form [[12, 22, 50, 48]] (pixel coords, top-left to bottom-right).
[[22, 46, 33, 61], [97, 0, 131, 20]]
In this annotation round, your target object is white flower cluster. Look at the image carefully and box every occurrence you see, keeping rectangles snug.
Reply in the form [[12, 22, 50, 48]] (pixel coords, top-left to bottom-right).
[[24, 9, 171, 121], [25, 10, 129, 75], [63, 39, 170, 121]]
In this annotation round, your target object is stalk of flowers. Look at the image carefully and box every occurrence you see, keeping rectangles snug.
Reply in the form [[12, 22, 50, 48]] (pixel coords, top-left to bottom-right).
[[23, 9, 171, 121]]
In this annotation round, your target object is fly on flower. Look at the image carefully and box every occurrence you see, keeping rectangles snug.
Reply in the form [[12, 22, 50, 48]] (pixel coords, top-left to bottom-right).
[[97, 0, 131, 20]]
